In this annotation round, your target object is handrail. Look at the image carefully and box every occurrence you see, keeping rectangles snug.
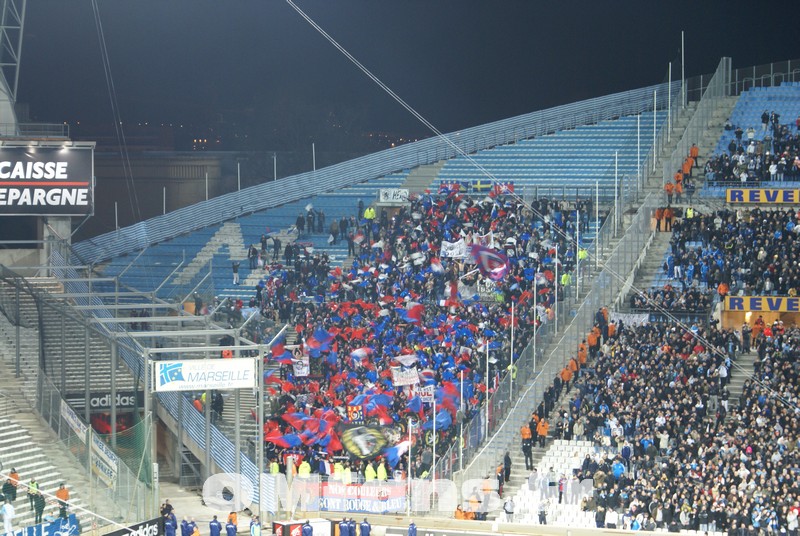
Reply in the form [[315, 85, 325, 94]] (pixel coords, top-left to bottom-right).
[[73, 80, 681, 265], [153, 259, 185, 295]]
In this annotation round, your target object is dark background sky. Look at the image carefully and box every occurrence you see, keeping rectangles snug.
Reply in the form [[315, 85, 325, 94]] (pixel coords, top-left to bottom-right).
[[19, 0, 800, 148]]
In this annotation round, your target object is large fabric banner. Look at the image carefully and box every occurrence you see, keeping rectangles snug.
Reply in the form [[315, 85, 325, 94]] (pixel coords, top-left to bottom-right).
[[60, 399, 88, 444], [440, 239, 467, 259], [391, 367, 420, 386]]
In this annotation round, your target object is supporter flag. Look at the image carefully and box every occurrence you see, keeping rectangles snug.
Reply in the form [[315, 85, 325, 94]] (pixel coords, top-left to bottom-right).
[[430, 257, 444, 274], [471, 180, 492, 193], [308, 327, 334, 351], [383, 440, 411, 468], [270, 334, 286, 359], [406, 396, 423, 415], [419, 369, 436, 386], [492, 182, 515, 196], [265, 431, 302, 448], [422, 409, 453, 431], [438, 181, 464, 194], [353, 231, 366, 245], [350, 347, 372, 367], [469, 244, 510, 281], [282, 412, 309, 430]]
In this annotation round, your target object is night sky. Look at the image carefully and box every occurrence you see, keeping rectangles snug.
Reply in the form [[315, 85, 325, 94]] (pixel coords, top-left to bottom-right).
[[18, 1, 800, 144]]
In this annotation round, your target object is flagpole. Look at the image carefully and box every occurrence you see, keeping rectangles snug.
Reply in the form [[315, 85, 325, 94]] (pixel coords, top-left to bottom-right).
[[555, 245, 559, 334], [485, 341, 490, 437], [432, 395, 437, 485], [459, 370, 464, 473], [510, 301, 515, 400], [576, 208, 581, 298], [533, 277, 537, 372], [407, 417, 412, 517]]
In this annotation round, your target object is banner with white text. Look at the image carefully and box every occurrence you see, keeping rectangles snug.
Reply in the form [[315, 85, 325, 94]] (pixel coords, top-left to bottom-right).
[[155, 358, 256, 392], [0, 146, 94, 215]]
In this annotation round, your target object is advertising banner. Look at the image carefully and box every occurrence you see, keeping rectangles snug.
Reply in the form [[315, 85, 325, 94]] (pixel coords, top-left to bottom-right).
[[726, 188, 800, 204], [724, 295, 800, 312], [155, 358, 256, 392], [91, 433, 119, 488], [390, 367, 420, 387], [60, 399, 88, 444], [11, 514, 81, 536], [0, 146, 93, 216], [64, 391, 144, 412], [104, 518, 162, 536]]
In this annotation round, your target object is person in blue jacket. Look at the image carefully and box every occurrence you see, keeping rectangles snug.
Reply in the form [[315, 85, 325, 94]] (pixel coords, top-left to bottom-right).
[[360, 519, 371, 536], [225, 520, 238, 536], [209, 516, 222, 536], [408, 520, 417, 536], [302, 521, 313, 536], [347, 519, 356, 536], [339, 518, 350, 536], [181, 518, 193, 536], [164, 515, 177, 536]]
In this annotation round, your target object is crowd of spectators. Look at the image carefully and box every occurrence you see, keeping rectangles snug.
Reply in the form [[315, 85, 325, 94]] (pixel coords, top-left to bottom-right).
[[238, 192, 598, 481], [629, 285, 713, 313], [549, 317, 800, 534], [669, 207, 800, 296], [706, 112, 800, 184]]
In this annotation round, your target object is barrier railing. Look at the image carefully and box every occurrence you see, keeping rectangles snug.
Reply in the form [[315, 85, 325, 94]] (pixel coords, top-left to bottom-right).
[[73, 81, 680, 265], [662, 58, 732, 188], [449, 192, 657, 486], [729, 58, 800, 96]]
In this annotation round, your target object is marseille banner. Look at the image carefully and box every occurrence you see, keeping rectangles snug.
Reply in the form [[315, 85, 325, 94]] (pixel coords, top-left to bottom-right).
[[154, 358, 256, 392], [0, 146, 94, 215], [12, 515, 81, 536]]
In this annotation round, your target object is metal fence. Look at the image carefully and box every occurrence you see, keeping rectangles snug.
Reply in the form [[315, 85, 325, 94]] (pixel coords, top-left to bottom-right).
[[729, 58, 800, 96], [662, 58, 732, 187], [445, 192, 658, 486], [37, 373, 151, 525]]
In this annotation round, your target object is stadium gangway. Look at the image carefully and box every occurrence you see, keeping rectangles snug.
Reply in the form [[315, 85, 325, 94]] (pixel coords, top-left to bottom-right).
[[110, 328, 242, 339], [71, 303, 183, 311], [89, 315, 223, 325], [48, 291, 157, 299]]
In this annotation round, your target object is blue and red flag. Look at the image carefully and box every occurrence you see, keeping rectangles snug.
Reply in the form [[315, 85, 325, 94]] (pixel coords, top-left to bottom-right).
[[469, 244, 510, 281]]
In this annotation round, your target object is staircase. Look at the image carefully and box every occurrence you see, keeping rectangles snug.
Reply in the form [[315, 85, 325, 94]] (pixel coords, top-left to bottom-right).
[[400, 161, 446, 194], [173, 222, 248, 286], [726, 351, 758, 410]]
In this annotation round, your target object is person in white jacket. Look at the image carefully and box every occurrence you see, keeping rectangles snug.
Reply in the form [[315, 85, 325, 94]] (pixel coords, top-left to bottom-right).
[[1, 500, 15, 534]]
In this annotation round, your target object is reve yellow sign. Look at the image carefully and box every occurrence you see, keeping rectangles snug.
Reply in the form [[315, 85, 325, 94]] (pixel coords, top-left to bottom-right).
[[726, 189, 800, 204], [724, 296, 800, 312]]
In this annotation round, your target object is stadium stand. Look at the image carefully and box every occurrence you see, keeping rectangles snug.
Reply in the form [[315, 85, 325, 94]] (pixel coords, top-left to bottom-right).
[[701, 82, 800, 193]]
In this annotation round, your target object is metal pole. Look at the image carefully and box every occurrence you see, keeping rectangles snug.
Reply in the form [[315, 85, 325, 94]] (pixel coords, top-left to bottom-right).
[[111, 340, 117, 449], [237, 161, 241, 191], [576, 209, 580, 297], [273, 154, 277, 181], [668, 62, 672, 142], [312, 143, 316, 171], [637, 115, 641, 191], [205, 172, 209, 201], [163, 186, 166, 215], [234, 332, 241, 475], [485, 342, 489, 433], [533, 278, 537, 371], [681, 31, 686, 108], [555, 245, 559, 334], [653, 90, 657, 172], [84, 330, 91, 424], [614, 151, 619, 236], [14, 286, 20, 378], [205, 331, 212, 480], [595, 180, 599, 270], [142, 349, 151, 516], [510, 301, 515, 399], [258, 345, 265, 522], [432, 395, 436, 483], [407, 417, 412, 517], [459, 370, 464, 473], [115, 202, 119, 230]]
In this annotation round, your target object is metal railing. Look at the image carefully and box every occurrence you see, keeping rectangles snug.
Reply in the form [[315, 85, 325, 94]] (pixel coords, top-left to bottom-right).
[[0, 122, 70, 138], [447, 192, 658, 486], [729, 58, 800, 96], [73, 81, 681, 265], [662, 58, 732, 187]]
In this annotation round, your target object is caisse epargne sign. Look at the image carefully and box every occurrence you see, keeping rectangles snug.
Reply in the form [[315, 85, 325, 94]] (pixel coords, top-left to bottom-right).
[[0, 146, 94, 215]]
